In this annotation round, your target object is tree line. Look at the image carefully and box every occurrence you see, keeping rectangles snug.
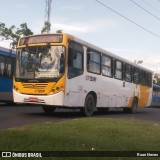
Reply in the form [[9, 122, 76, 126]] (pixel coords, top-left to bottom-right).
[[0, 22, 62, 49]]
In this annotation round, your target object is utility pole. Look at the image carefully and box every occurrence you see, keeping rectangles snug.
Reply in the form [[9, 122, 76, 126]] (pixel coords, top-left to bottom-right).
[[41, 0, 52, 33], [45, 0, 52, 24]]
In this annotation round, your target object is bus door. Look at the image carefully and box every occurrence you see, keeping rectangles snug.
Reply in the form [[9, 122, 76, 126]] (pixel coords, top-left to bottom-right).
[[64, 42, 84, 107], [117, 81, 131, 107], [123, 64, 135, 107], [113, 61, 126, 107], [114, 81, 126, 108]]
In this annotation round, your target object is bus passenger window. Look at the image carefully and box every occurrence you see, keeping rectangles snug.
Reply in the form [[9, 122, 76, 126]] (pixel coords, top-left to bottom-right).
[[114, 60, 123, 80], [6, 58, 12, 78], [0, 56, 5, 77], [153, 91, 156, 96], [102, 55, 112, 77], [133, 67, 140, 84], [68, 42, 83, 79], [140, 70, 146, 86], [73, 52, 82, 69], [146, 72, 152, 87], [158, 91, 160, 97], [87, 50, 101, 74], [125, 64, 132, 82]]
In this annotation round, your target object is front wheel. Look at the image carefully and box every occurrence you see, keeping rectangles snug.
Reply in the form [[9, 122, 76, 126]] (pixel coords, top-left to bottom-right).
[[82, 94, 95, 117], [42, 105, 56, 115]]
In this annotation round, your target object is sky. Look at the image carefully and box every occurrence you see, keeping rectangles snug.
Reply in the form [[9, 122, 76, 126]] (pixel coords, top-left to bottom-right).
[[1, 0, 160, 73]]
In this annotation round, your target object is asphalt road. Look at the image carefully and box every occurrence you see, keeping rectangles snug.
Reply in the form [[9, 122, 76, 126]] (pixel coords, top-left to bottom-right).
[[0, 103, 160, 129]]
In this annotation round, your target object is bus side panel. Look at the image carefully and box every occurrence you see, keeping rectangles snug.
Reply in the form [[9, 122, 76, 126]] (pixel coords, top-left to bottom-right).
[[127, 85, 152, 108], [152, 95, 160, 106], [96, 76, 118, 108], [64, 75, 87, 107], [151, 85, 160, 107], [138, 86, 152, 107], [0, 78, 13, 101], [95, 76, 136, 108]]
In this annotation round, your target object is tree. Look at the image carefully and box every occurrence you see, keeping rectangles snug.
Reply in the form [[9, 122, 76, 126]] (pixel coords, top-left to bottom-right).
[[56, 30, 63, 33], [0, 22, 33, 49], [153, 73, 160, 85], [41, 22, 51, 33]]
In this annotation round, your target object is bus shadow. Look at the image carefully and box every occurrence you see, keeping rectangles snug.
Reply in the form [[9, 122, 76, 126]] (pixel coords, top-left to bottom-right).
[[23, 109, 84, 119], [11, 106, 150, 120], [23, 108, 145, 119]]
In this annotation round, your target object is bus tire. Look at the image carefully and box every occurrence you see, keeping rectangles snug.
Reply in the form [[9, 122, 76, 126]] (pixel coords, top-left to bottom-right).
[[130, 98, 138, 114], [82, 94, 95, 117], [42, 105, 56, 115]]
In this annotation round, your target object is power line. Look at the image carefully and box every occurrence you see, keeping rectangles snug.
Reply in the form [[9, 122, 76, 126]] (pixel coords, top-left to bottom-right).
[[130, 0, 160, 21], [141, 0, 160, 15], [95, 0, 160, 39]]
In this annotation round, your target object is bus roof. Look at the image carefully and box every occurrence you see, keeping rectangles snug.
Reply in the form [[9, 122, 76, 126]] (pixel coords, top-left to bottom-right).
[[153, 84, 160, 90], [0, 46, 16, 58], [72, 35, 152, 73], [18, 33, 152, 73]]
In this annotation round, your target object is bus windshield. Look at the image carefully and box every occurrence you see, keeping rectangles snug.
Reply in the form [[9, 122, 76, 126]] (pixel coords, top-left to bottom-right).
[[15, 46, 65, 82]]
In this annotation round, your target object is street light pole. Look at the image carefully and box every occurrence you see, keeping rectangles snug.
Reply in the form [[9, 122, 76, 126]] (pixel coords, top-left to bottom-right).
[[134, 60, 143, 64]]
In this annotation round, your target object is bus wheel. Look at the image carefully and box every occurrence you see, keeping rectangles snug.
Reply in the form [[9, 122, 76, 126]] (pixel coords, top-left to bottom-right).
[[130, 98, 138, 114], [42, 105, 56, 115], [83, 94, 95, 117]]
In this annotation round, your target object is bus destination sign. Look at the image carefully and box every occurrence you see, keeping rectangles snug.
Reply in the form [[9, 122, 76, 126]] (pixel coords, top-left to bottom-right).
[[19, 35, 63, 46]]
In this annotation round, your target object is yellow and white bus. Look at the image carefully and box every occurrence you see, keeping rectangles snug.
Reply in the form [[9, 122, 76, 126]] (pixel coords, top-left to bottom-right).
[[13, 33, 152, 116]]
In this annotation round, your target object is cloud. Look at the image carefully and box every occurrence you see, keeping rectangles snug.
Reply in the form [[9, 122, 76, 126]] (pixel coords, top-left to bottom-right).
[[142, 56, 160, 73], [0, 39, 12, 49], [52, 19, 119, 34], [53, 23, 88, 33], [60, 5, 82, 11]]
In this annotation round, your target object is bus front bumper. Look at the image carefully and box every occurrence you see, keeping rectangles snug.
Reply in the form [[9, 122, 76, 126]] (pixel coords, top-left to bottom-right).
[[13, 90, 64, 106]]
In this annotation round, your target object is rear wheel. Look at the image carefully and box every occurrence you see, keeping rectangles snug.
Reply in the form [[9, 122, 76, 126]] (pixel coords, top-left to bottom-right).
[[82, 94, 95, 117], [42, 105, 56, 115], [130, 98, 138, 113], [126, 98, 138, 114]]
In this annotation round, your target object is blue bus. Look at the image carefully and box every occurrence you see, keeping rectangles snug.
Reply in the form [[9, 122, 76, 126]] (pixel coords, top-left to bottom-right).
[[152, 84, 160, 107], [0, 46, 16, 103]]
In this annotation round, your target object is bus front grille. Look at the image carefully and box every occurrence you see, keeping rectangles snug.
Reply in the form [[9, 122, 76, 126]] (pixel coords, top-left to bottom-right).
[[22, 83, 48, 89]]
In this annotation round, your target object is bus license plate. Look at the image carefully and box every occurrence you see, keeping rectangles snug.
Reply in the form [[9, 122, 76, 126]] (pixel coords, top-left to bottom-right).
[[29, 97, 38, 102]]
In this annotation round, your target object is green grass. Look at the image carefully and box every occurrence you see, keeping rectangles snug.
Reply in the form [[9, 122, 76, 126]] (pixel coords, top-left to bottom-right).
[[0, 118, 160, 160]]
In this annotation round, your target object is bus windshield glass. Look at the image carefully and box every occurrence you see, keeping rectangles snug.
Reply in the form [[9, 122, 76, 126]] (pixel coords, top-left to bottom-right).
[[15, 46, 65, 82]]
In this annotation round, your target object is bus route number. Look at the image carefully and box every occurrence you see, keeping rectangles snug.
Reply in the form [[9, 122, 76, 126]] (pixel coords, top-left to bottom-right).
[[86, 76, 97, 82]]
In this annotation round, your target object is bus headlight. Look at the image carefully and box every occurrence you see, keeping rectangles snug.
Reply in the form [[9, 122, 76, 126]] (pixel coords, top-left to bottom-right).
[[14, 85, 18, 91], [51, 85, 64, 94]]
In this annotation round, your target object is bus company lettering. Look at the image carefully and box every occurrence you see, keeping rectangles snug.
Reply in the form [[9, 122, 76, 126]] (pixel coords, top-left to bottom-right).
[[86, 76, 97, 82]]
